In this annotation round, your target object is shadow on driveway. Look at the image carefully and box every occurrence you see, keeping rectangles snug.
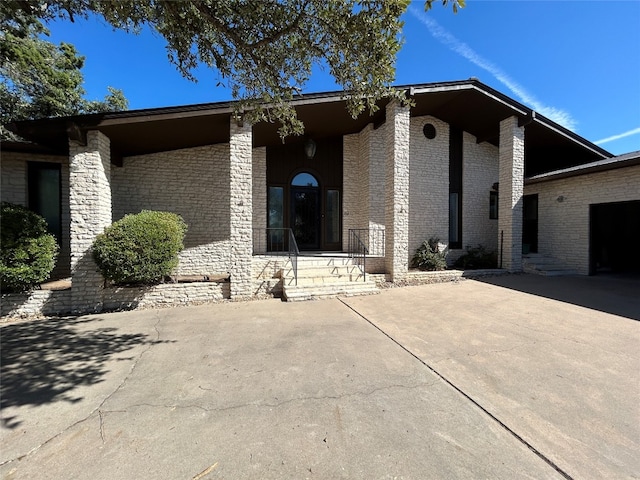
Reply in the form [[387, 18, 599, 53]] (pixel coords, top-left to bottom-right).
[[476, 273, 640, 321], [0, 316, 167, 429]]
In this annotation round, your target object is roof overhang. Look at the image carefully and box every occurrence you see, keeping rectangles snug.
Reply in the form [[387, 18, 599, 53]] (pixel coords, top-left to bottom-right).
[[4, 79, 611, 174], [526, 151, 640, 184]]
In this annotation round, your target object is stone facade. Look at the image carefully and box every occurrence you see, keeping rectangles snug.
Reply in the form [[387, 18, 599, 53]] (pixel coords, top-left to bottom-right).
[[409, 115, 450, 259], [112, 144, 232, 275], [229, 119, 253, 298], [498, 116, 525, 271], [1, 289, 71, 318], [524, 164, 640, 274], [460, 132, 499, 258], [384, 100, 410, 280], [69, 131, 112, 312], [5, 88, 622, 314]]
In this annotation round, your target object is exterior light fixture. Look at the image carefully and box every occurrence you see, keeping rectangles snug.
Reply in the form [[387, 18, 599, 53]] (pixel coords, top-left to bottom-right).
[[304, 138, 317, 160]]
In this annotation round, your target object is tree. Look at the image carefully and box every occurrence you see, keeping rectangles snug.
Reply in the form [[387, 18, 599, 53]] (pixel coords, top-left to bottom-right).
[[3, 0, 462, 138], [0, 2, 128, 140]]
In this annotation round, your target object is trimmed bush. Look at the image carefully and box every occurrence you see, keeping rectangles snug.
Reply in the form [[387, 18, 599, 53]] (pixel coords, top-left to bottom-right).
[[92, 210, 187, 285], [454, 244, 498, 270], [0, 202, 59, 292], [412, 237, 448, 271]]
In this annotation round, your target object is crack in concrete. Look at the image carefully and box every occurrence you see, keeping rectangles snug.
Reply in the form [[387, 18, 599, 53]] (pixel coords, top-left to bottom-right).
[[103, 379, 441, 416], [1, 312, 163, 467], [337, 298, 575, 480]]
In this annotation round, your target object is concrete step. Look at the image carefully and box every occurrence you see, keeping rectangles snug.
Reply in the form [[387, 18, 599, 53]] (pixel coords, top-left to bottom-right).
[[522, 254, 577, 276], [291, 257, 355, 268], [283, 281, 379, 301], [284, 264, 361, 275], [283, 273, 366, 286]]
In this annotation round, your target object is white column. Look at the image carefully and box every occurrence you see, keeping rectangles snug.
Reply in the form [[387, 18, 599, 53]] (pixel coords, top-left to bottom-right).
[[384, 100, 411, 280], [69, 130, 112, 312], [498, 116, 525, 272], [229, 118, 253, 298]]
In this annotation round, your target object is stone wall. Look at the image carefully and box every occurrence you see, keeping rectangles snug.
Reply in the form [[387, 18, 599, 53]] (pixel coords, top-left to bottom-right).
[[498, 117, 525, 271], [103, 282, 230, 311], [460, 132, 499, 260], [69, 131, 112, 313], [1, 281, 231, 318], [1, 289, 71, 318], [112, 144, 232, 275], [409, 115, 450, 260], [229, 120, 253, 298], [524, 164, 640, 274], [384, 101, 410, 280]]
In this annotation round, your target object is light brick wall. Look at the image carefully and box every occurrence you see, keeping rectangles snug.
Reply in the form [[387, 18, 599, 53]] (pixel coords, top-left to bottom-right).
[[409, 116, 450, 261], [368, 123, 387, 253], [1, 151, 71, 279], [461, 132, 499, 257], [229, 120, 253, 298], [343, 123, 388, 255], [498, 116, 525, 271], [252, 146, 267, 234], [524, 164, 640, 275], [343, 133, 362, 244], [384, 100, 410, 279], [69, 130, 112, 312], [112, 144, 232, 275], [1, 153, 28, 204]]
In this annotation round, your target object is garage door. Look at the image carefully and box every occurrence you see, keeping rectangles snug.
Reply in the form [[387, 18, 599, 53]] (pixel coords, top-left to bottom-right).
[[590, 200, 640, 274]]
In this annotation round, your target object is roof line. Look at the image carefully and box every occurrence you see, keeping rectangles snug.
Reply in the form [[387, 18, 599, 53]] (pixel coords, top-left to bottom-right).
[[525, 153, 640, 184], [5, 78, 612, 158]]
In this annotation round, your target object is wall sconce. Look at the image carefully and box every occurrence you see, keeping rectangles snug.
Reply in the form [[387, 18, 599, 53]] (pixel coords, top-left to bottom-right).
[[557, 195, 565, 203], [304, 138, 317, 160]]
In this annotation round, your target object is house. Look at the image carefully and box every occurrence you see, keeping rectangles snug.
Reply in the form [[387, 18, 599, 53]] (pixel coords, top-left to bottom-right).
[[2, 79, 639, 314]]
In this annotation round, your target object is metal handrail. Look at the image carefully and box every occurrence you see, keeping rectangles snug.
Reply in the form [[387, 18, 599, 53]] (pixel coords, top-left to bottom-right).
[[348, 229, 368, 282], [252, 228, 299, 285], [288, 228, 299, 286]]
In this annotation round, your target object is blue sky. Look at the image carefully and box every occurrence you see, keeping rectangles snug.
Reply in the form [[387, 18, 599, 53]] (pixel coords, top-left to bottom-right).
[[46, 1, 640, 155]]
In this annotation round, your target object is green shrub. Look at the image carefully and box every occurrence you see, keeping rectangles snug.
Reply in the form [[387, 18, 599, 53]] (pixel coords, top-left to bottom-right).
[[0, 202, 59, 292], [412, 237, 448, 271], [92, 210, 187, 285], [454, 244, 498, 270]]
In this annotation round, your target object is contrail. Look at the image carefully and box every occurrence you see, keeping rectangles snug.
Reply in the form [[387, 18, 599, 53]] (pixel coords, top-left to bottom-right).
[[595, 127, 640, 145], [409, 6, 577, 131]]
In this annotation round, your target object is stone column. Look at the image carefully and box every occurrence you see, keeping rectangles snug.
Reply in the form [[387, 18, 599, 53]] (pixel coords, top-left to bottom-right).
[[498, 116, 525, 272], [69, 130, 112, 312], [384, 100, 410, 280], [229, 117, 253, 298]]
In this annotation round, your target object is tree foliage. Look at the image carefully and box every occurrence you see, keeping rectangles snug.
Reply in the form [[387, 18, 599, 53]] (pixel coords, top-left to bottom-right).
[[0, 1, 128, 140], [3, 0, 462, 138]]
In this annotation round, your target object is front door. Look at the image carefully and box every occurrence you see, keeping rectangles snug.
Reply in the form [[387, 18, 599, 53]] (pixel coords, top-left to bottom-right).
[[291, 186, 320, 250], [266, 138, 343, 251]]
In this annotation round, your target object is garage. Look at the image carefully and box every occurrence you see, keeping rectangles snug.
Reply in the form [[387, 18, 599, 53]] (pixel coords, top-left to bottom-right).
[[590, 200, 640, 274]]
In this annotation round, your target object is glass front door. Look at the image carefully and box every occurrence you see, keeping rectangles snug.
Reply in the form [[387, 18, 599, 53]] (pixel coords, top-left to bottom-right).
[[290, 186, 320, 250]]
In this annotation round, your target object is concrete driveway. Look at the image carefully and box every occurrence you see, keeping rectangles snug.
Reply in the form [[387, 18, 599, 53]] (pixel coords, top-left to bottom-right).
[[1, 274, 639, 479]]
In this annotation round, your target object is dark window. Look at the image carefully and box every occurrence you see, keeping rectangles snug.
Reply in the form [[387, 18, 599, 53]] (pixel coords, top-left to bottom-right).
[[449, 127, 463, 249], [28, 162, 61, 242], [490, 191, 499, 219]]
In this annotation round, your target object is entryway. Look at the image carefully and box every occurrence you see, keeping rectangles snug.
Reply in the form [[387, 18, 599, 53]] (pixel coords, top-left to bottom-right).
[[266, 137, 343, 252]]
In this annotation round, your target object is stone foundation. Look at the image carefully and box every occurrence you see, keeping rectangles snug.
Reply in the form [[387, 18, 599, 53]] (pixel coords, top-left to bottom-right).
[[1, 282, 231, 319]]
